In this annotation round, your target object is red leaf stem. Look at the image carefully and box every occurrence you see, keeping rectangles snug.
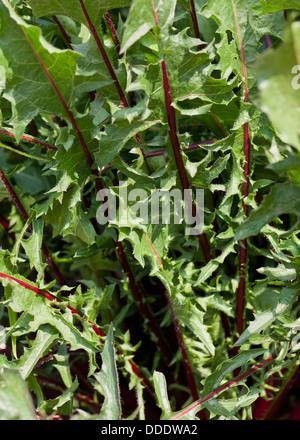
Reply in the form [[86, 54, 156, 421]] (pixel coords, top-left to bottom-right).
[[0, 271, 154, 395], [152, 0, 211, 263], [171, 355, 274, 420], [78, 1, 149, 167], [78, 0, 128, 109], [143, 232, 202, 407], [189, 0, 202, 51], [52, 15, 73, 49], [232, 0, 251, 336], [74, 4, 166, 354], [104, 12, 122, 56], [160, 58, 211, 263], [0, 129, 57, 151], [22, 28, 103, 193]]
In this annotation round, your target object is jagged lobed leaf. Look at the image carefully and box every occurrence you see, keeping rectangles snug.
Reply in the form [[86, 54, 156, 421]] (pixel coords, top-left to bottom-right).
[[234, 286, 299, 346], [0, 0, 81, 138], [235, 181, 300, 240], [28, 0, 131, 25]]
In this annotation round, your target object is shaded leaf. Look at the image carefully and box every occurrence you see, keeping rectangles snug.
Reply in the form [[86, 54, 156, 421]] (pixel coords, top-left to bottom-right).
[[94, 324, 121, 420], [0, 369, 37, 420], [235, 181, 300, 240], [254, 21, 300, 150], [234, 286, 299, 346]]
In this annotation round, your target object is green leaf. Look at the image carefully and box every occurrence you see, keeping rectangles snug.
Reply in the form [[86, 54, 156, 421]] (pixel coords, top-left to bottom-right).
[[121, 0, 177, 53], [95, 119, 159, 169], [94, 324, 121, 420], [202, 0, 284, 71], [152, 371, 173, 420], [28, 0, 131, 25], [257, 265, 297, 282], [0, 369, 37, 420], [257, 0, 300, 14], [44, 185, 96, 245], [53, 344, 73, 388], [53, 377, 79, 412], [21, 219, 46, 282], [235, 181, 300, 240], [201, 349, 267, 396], [0, 0, 81, 138], [0, 274, 100, 356], [202, 389, 260, 418], [234, 286, 299, 347], [27, 374, 44, 409], [175, 303, 215, 356], [4, 284, 18, 359], [254, 21, 300, 150], [18, 325, 58, 379]]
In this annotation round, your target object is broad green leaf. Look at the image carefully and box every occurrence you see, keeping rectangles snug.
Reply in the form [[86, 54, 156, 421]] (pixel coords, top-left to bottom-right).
[[234, 286, 299, 347], [257, 0, 300, 14], [192, 153, 230, 188], [0, 274, 100, 356], [202, 389, 260, 418], [0, 0, 81, 138], [117, 223, 173, 293], [94, 324, 121, 420], [39, 376, 79, 416], [254, 21, 300, 150], [201, 0, 284, 86], [121, 0, 177, 53], [166, 29, 236, 105], [175, 304, 215, 356], [0, 369, 37, 420], [44, 185, 96, 245], [257, 265, 297, 282], [51, 116, 100, 186], [201, 349, 267, 396], [28, 0, 131, 26], [110, 155, 155, 186], [235, 181, 300, 240], [128, 28, 236, 113], [18, 326, 58, 380], [195, 240, 236, 285], [95, 119, 159, 169]]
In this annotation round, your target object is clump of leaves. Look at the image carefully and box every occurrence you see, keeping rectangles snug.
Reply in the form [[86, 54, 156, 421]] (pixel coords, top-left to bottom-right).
[[0, 0, 300, 421]]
